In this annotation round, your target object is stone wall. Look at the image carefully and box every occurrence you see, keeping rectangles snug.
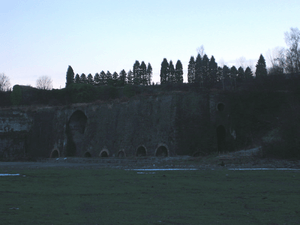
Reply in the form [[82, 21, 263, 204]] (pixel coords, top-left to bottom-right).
[[0, 91, 232, 159]]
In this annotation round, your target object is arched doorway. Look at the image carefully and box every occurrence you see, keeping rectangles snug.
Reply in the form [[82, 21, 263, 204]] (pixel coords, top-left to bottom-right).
[[50, 149, 60, 158], [99, 150, 109, 157], [217, 125, 226, 152], [66, 110, 87, 157], [155, 145, 169, 157], [136, 146, 147, 157], [117, 150, 126, 158]]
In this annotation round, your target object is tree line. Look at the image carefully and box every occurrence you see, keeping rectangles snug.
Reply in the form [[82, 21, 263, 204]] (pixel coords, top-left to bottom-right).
[[66, 61, 153, 87]]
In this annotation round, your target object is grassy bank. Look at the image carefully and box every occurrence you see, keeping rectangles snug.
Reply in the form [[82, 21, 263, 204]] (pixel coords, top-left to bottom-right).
[[1, 168, 299, 224]]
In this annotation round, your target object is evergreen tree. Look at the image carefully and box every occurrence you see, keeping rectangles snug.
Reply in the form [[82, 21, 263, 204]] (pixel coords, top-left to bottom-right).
[[188, 56, 195, 83], [237, 67, 245, 81], [169, 60, 175, 83], [140, 61, 147, 85], [133, 60, 140, 85], [87, 73, 94, 85], [255, 54, 268, 79], [119, 69, 127, 86], [175, 60, 183, 83], [127, 70, 133, 85], [209, 56, 218, 86], [66, 65, 74, 87], [146, 63, 152, 85], [202, 54, 210, 87], [230, 66, 238, 89], [160, 58, 169, 84], [195, 54, 202, 84], [99, 71, 106, 85], [94, 73, 100, 85], [112, 72, 119, 86], [80, 73, 87, 84], [245, 67, 253, 80], [75, 73, 80, 84], [106, 71, 113, 86]]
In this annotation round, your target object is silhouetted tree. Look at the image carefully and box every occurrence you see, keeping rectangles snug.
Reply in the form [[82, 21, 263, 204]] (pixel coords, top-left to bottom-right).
[[112, 72, 119, 86], [245, 67, 253, 80], [0, 73, 11, 91], [285, 27, 300, 73], [133, 60, 140, 85], [146, 63, 152, 85], [160, 58, 169, 84], [188, 56, 195, 83], [169, 60, 175, 83], [119, 69, 127, 86], [175, 60, 183, 83], [140, 61, 147, 85], [237, 67, 245, 81], [255, 54, 268, 79], [94, 73, 100, 85], [75, 73, 80, 84], [127, 70, 133, 85], [36, 75, 53, 90], [195, 54, 202, 84], [80, 73, 87, 84], [202, 54, 210, 87], [66, 65, 74, 87], [209, 56, 218, 87], [100, 71, 106, 85], [106, 71, 113, 86], [87, 73, 94, 85], [230, 66, 238, 89]]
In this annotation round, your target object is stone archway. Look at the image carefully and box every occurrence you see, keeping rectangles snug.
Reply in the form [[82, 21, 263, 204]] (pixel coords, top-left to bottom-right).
[[136, 146, 147, 157], [117, 150, 126, 158], [155, 145, 169, 157], [50, 149, 60, 158], [65, 110, 87, 157], [217, 125, 226, 152], [99, 149, 109, 157]]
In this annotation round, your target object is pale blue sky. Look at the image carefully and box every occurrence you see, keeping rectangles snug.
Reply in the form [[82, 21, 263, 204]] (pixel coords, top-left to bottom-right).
[[1, 0, 299, 88]]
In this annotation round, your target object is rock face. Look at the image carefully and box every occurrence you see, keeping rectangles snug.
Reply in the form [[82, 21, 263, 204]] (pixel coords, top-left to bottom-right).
[[0, 92, 231, 159]]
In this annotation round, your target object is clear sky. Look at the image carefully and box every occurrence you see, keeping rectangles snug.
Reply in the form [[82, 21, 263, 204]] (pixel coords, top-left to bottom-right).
[[1, 0, 299, 89]]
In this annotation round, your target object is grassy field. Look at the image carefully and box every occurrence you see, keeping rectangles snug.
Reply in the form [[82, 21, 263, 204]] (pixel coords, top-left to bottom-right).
[[0, 168, 299, 225]]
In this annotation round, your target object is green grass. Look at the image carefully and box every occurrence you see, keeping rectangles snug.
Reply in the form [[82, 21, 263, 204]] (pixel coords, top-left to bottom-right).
[[0, 168, 300, 225]]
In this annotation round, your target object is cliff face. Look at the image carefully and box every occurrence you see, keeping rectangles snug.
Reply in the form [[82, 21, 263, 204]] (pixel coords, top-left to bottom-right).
[[0, 92, 231, 159]]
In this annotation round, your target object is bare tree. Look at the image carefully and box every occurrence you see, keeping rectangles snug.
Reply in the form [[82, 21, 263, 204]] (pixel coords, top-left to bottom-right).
[[36, 75, 53, 90], [196, 45, 205, 57], [0, 73, 11, 91], [266, 47, 286, 74], [285, 27, 300, 73]]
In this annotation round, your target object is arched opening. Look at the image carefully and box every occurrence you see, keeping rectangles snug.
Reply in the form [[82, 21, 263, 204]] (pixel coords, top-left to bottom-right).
[[50, 149, 60, 158], [217, 125, 226, 152], [84, 152, 92, 157], [217, 103, 225, 112], [99, 150, 109, 157], [136, 146, 147, 157], [117, 150, 126, 158], [66, 110, 87, 157], [155, 145, 169, 157]]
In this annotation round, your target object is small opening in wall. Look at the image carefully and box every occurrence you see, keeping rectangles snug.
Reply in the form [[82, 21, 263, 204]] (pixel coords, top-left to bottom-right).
[[155, 146, 168, 157], [50, 149, 59, 158], [84, 152, 92, 157], [117, 150, 125, 158], [217, 103, 225, 112], [136, 146, 146, 157], [100, 151, 108, 157]]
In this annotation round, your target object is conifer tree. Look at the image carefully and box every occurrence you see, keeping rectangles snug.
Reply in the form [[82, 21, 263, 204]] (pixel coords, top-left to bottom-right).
[[209, 56, 218, 86], [112, 72, 119, 86], [237, 67, 245, 81], [100, 71, 106, 85], [160, 58, 169, 84], [106, 71, 113, 86], [146, 63, 153, 85], [133, 61, 140, 85], [127, 70, 133, 85], [245, 67, 253, 80], [119, 69, 127, 86], [75, 73, 80, 84], [255, 54, 268, 79], [202, 54, 210, 87], [80, 73, 87, 84], [188, 56, 195, 83], [169, 60, 175, 83], [175, 60, 183, 83], [140, 61, 147, 85], [94, 73, 100, 86], [87, 73, 94, 85], [195, 54, 202, 84], [66, 65, 74, 87]]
